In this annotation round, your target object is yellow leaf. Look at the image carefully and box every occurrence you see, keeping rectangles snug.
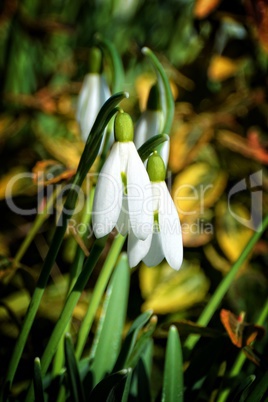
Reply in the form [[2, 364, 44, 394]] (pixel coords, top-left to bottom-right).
[[172, 162, 227, 221], [169, 117, 213, 173], [140, 261, 210, 314], [215, 201, 253, 262], [0, 168, 35, 200], [194, 0, 222, 19], [208, 55, 243, 82]]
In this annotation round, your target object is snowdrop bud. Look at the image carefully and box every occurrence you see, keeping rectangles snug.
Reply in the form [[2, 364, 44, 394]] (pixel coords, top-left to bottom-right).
[[147, 152, 166, 182], [88, 47, 103, 73], [114, 112, 134, 142]]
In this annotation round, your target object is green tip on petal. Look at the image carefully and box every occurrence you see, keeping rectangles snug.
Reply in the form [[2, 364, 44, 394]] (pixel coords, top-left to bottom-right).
[[88, 47, 103, 74], [147, 152, 166, 182], [147, 83, 161, 111], [114, 111, 134, 142]]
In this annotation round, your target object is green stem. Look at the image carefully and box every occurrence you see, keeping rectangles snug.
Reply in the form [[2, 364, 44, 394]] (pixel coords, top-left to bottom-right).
[[4, 93, 127, 393], [95, 36, 124, 93], [142, 47, 174, 135], [25, 237, 106, 402], [13, 186, 61, 266], [75, 234, 126, 359], [5, 183, 80, 394], [52, 189, 95, 376], [184, 215, 268, 352]]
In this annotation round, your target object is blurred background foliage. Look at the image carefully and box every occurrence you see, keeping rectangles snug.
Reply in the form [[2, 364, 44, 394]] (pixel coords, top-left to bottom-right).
[[0, 0, 268, 399]]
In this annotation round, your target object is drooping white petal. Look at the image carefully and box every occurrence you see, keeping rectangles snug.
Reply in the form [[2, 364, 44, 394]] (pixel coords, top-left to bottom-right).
[[158, 181, 183, 270], [116, 196, 129, 236], [92, 143, 122, 238], [127, 229, 152, 268], [76, 74, 111, 143], [76, 75, 91, 123], [143, 232, 164, 267], [127, 142, 153, 240]]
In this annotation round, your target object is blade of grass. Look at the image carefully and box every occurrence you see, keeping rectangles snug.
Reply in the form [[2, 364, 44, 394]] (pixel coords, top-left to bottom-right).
[[113, 310, 153, 371], [76, 234, 126, 359], [24, 237, 107, 402], [184, 214, 268, 353], [89, 254, 130, 386], [33, 358, 45, 402], [64, 333, 85, 402], [162, 326, 184, 402], [4, 92, 127, 393]]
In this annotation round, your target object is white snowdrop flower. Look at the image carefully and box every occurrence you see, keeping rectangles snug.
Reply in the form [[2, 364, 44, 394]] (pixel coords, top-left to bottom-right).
[[128, 152, 183, 270], [92, 112, 153, 240], [134, 83, 170, 166], [76, 47, 111, 142]]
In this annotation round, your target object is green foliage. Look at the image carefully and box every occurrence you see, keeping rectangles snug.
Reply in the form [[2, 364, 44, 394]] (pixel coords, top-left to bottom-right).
[[1, 1, 268, 402]]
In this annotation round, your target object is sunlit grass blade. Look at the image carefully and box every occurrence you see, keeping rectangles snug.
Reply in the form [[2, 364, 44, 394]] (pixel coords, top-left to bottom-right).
[[89, 253, 130, 386], [76, 234, 126, 359], [113, 310, 153, 371], [33, 358, 45, 402], [142, 47, 174, 135], [4, 91, 127, 391], [138, 134, 169, 162], [162, 325, 183, 402], [184, 214, 268, 353], [64, 333, 85, 402]]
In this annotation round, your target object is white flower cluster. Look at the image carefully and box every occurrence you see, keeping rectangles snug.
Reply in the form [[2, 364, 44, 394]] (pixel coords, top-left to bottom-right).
[[92, 112, 183, 270], [76, 52, 182, 270]]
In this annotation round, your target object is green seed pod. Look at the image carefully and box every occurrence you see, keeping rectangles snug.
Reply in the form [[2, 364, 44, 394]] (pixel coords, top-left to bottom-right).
[[147, 152, 166, 182], [114, 112, 134, 142]]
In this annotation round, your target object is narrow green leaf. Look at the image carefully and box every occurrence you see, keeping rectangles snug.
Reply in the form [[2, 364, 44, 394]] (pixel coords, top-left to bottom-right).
[[90, 253, 130, 386], [5, 92, 128, 391], [233, 375, 256, 402], [162, 325, 183, 402], [76, 235, 126, 359], [142, 47, 174, 135], [121, 369, 133, 402], [64, 333, 85, 402], [95, 36, 124, 93], [138, 134, 169, 162], [113, 310, 153, 371], [126, 315, 157, 369], [244, 372, 268, 402], [137, 356, 151, 402], [184, 214, 268, 353], [88, 370, 128, 402], [33, 358, 45, 402]]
